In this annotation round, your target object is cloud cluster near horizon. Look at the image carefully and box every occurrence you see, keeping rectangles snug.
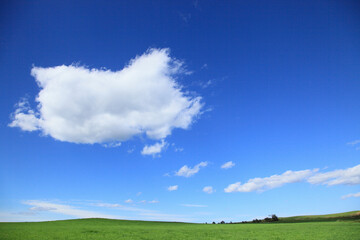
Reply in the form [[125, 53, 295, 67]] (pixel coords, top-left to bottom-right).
[[225, 169, 317, 193], [9, 49, 203, 149], [225, 164, 360, 193], [307, 164, 360, 186], [13, 200, 191, 222]]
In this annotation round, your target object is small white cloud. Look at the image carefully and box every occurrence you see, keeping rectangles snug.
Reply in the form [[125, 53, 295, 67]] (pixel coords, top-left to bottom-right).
[[175, 161, 208, 177], [168, 185, 178, 191], [341, 192, 360, 199], [308, 164, 360, 186], [149, 200, 159, 204], [225, 169, 318, 193], [103, 142, 121, 148], [124, 199, 133, 203], [139, 200, 146, 204], [141, 140, 167, 156], [203, 186, 214, 194], [181, 204, 207, 208], [8, 98, 40, 131], [221, 161, 235, 169], [9, 48, 203, 145], [136, 192, 142, 196]]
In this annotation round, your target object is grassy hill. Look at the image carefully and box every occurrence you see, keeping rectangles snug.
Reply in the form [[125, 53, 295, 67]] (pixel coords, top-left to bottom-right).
[[278, 210, 360, 223], [0, 212, 359, 240]]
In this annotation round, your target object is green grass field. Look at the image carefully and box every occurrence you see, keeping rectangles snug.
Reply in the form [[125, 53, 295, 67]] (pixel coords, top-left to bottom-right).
[[0, 211, 359, 240]]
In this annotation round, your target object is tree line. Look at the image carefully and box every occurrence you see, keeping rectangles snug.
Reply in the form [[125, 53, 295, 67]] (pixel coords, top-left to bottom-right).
[[206, 214, 279, 224]]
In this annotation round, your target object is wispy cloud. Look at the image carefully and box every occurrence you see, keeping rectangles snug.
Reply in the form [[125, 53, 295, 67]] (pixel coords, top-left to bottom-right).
[[199, 80, 213, 89], [221, 161, 235, 169], [308, 164, 360, 186], [181, 204, 207, 208], [225, 169, 318, 193], [179, 12, 191, 22], [90, 202, 151, 213], [141, 140, 167, 156], [9, 49, 203, 146], [14, 200, 191, 223], [341, 192, 360, 199], [347, 140, 360, 150], [203, 186, 214, 194], [127, 147, 135, 153], [23, 200, 119, 219], [137, 212, 192, 222], [201, 63, 208, 69], [347, 140, 360, 146], [174, 147, 184, 152], [175, 161, 208, 177], [168, 185, 178, 191]]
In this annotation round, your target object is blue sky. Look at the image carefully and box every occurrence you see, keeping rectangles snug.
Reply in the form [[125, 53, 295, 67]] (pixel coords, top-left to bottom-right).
[[0, 0, 359, 223]]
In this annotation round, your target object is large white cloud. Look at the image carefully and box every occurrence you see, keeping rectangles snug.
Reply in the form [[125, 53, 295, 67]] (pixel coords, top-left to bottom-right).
[[308, 164, 360, 186], [225, 169, 317, 193], [175, 161, 208, 177], [167, 185, 178, 191], [9, 48, 203, 145]]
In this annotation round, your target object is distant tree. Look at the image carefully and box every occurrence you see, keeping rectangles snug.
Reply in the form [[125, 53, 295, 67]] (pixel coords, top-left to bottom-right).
[[264, 217, 272, 222], [271, 214, 279, 222], [212, 221, 216, 224], [220, 221, 225, 224]]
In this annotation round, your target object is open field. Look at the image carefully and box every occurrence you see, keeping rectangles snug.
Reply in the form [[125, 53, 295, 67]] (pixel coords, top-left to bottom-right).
[[0, 212, 359, 240]]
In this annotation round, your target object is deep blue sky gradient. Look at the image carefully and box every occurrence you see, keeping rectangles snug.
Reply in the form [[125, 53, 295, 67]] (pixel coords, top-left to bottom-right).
[[0, 0, 359, 222]]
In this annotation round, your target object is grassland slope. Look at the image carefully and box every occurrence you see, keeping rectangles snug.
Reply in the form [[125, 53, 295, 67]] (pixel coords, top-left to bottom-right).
[[278, 210, 360, 223]]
